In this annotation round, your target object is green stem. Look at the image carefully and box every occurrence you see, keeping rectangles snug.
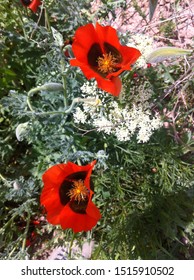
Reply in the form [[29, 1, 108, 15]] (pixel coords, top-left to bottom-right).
[[21, 212, 31, 253], [65, 98, 79, 114], [32, 98, 78, 116], [44, 6, 51, 32], [27, 83, 84, 115], [60, 47, 68, 108], [68, 232, 76, 259], [0, 215, 17, 235], [27, 86, 46, 112], [0, 173, 6, 182], [15, 6, 28, 40], [0, 173, 12, 187], [30, 3, 44, 39], [8, 245, 18, 259]]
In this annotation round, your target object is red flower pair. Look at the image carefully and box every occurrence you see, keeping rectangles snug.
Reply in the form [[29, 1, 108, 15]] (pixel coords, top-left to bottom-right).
[[70, 22, 141, 96], [20, 0, 41, 13], [40, 161, 101, 233]]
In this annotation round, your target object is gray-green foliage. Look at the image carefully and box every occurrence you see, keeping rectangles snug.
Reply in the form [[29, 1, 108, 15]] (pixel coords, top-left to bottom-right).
[[0, 0, 194, 260]]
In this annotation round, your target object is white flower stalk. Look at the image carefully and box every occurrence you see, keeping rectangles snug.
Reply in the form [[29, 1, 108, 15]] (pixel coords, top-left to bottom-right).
[[73, 81, 163, 143]]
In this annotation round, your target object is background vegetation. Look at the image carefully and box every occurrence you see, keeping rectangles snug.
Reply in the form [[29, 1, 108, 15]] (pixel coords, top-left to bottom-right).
[[0, 0, 194, 259]]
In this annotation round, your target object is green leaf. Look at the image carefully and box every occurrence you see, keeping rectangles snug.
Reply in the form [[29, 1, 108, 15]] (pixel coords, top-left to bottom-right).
[[3, 69, 17, 77], [51, 27, 64, 47], [147, 47, 192, 63], [149, 0, 158, 21]]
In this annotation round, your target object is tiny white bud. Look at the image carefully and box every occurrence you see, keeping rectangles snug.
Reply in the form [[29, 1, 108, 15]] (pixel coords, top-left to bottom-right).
[[13, 180, 20, 190]]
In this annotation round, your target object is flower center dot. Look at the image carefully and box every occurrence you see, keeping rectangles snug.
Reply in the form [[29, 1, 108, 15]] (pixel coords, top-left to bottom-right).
[[68, 180, 89, 203], [97, 53, 117, 74], [22, 0, 32, 5]]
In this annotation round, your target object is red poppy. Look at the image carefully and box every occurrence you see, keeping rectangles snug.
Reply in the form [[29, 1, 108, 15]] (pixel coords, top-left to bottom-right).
[[40, 160, 101, 233], [20, 0, 41, 13], [70, 22, 141, 96]]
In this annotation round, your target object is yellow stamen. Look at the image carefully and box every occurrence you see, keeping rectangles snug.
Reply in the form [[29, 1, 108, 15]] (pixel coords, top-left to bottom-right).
[[97, 52, 117, 74], [68, 180, 88, 203]]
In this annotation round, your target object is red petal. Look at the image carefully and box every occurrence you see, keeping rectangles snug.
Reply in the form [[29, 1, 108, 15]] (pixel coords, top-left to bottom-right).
[[119, 45, 141, 67], [71, 60, 122, 96], [70, 23, 141, 96], [86, 201, 101, 220], [26, 239, 31, 247], [71, 23, 99, 64], [40, 190, 61, 210], [46, 206, 62, 225], [95, 22, 121, 52], [70, 60, 98, 80], [106, 46, 141, 78], [29, 0, 41, 13], [83, 160, 96, 189], [42, 161, 95, 188], [42, 164, 68, 187], [59, 203, 101, 233], [40, 189, 63, 224], [97, 75, 122, 96]]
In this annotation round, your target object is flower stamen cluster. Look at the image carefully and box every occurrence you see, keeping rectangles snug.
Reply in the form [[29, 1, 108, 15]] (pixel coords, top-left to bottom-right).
[[68, 180, 89, 203], [97, 53, 117, 74]]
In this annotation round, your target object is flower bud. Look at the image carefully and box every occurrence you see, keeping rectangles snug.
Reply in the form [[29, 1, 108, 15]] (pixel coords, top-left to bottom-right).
[[13, 180, 21, 190], [15, 122, 29, 142], [43, 83, 64, 91]]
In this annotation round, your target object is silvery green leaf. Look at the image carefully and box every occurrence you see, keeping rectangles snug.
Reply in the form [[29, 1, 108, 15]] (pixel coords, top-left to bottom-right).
[[147, 47, 192, 63], [51, 27, 64, 47], [15, 122, 29, 142]]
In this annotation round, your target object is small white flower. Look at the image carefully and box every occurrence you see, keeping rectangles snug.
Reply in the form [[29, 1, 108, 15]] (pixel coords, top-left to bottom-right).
[[73, 107, 87, 124], [127, 34, 154, 67], [93, 117, 113, 134], [80, 81, 98, 96], [73, 81, 162, 143], [115, 126, 131, 141], [137, 128, 152, 143]]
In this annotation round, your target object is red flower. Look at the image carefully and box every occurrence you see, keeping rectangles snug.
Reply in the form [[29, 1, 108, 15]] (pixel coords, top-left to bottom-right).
[[40, 161, 101, 233], [70, 22, 141, 96], [20, 0, 41, 13]]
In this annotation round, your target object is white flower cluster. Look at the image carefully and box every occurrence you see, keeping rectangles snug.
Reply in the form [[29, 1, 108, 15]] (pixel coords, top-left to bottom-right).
[[73, 81, 162, 143], [127, 34, 154, 67]]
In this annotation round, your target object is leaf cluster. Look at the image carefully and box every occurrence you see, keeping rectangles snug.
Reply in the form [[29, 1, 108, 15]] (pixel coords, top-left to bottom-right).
[[0, 0, 194, 260]]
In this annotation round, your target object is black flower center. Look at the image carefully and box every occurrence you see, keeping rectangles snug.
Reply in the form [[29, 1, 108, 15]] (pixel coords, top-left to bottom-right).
[[59, 171, 93, 214], [21, 0, 32, 6], [87, 42, 122, 77]]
